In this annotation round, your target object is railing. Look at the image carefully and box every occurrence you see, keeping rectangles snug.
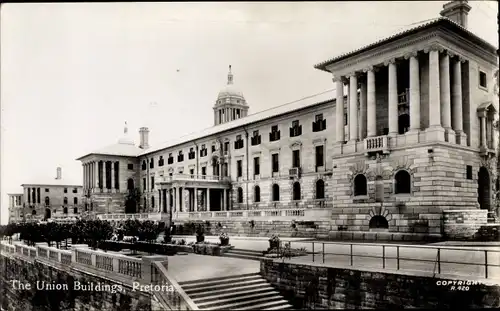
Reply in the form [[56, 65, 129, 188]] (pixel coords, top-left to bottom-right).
[[364, 135, 389, 154], [158, 174, 227, 183], [398, 89, 409, 104], [98, 212, 169, 221], [176, 208, 307, 220], [279, 240, 500, 280], [152, 261, 199, 310], [118, 258, 142, 278]]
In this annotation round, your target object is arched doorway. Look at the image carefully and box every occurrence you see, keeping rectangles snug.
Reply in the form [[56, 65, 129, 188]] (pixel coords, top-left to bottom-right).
[[127, 178, 134, 191], [478, 167, 491, 210], [369, 215, 388, 230]]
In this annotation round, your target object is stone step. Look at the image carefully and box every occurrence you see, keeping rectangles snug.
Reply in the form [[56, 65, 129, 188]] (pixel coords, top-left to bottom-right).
[[204, 294, 286, 310], [181, 274, 262, 290], [197, 291, 279, 309], [178, 272, 260, 285], [233, 299, 292, 310], [183, 278, 267, 294], [262, 304, 295, 310], [226, 248, 264, 256], [193, 287, 280, 305], [223, 252, 263, 261], [186, 283, 274, 299]]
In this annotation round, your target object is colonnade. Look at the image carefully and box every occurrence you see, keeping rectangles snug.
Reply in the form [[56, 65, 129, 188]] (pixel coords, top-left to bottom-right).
[[157, 186, 230, 213], [83, 160, 120, 192]]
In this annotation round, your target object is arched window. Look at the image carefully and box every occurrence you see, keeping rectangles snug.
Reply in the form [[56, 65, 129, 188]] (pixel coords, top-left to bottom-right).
[[237, 187, 243, 203], [394, 170, 411, 194], [354, 174, 367, 196], [63, 207, 68, 214], [73, 207, 78, 214], [74, 197, 78, 205], [272, 184, 280, 202], [45, 197, 50, 206], [254, 186, 261, 203], [293, 182, 301, 200], [63, 197, 68, 205], [316, 179, 325, 199]]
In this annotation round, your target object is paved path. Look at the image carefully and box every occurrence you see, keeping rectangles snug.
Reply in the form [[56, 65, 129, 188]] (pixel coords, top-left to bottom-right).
[[166, 253, 260, 282]]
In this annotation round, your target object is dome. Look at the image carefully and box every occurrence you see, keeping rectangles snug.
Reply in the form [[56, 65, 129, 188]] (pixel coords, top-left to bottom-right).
[[216, 65, 246, 104]]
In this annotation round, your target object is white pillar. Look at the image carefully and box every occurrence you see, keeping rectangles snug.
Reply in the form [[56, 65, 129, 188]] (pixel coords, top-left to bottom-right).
[[386, 59, 398, 136], [452, 56, 466, 145], [348, 73, 358, 141], [194, 188, 198, 212], [440, 52, 453, 138], [335, 77, 345, 142], [103, 162, 107, 190], [110, 163, 115, 192], [359, 77, 367, 140], [408, 52, 421, 131], [207, 189, 211, 211], [428, 48, 442, 127], [365, 67, 376, 137]]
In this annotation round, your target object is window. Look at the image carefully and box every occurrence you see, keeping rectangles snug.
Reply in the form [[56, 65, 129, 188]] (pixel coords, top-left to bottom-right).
[[292, 150, 300, 168], [254, 157, 260, 175], [63, 197, 68, 205], [189, 148, 195, 160], [201, 167, 206, 176], [45, 197, 50, 206], [150, 158, 154, 169], [45, 188, 49, 193], [74, 207, 78, 214], [272, 184, 280, 201], [270, 126, 280, 142], [315, 146, 324, 167], [251, 130, 261, 146], [466, 165, 473, 179], [272, 154, 279, 173], [237, 160, 243, 177], [178, 151, 184, 162], [316, 179, 325, 199], [354, 174, 367, 196], [128, 163, 134, 170], [73, 188, 78, 194], [237, 187, 243, 203], [200, 145, 207, 157], [224, 142, 230, 154], [211, 145, 216, 153], [142, 160, 147, 170], [73, 197, 78, 205], [293, 182, 301, 200], [143, 178, 146, 191], [151, 176, 155, 190], [190, 169, 194, 176], [159, 156, 164, 166], [394, 170, 411, 194], [151, 196, 155, 209], [289, 120, 302, 137], [254, 186, 261, 202], [313, 114, 327, 132], [168, 154, 174, 164], [234, 135, 244, 149], [344, 113, 348, 126], [64, 188, 68, 193], [63, 207, 68, 214], [32, 210, 36, 215], [479, 70, 487, 88]]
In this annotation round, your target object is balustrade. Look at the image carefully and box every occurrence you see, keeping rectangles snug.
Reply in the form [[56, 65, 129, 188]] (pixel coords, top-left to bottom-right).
[[96, 255, 113, 271], [118, 258, 142, 278], [76, 250, 92, 266], [364, 135, 390, 155]]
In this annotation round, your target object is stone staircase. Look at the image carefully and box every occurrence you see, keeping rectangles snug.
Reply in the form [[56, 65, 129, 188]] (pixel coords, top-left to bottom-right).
[[222, 248, 265, 261], [178, 272, 294, 310]]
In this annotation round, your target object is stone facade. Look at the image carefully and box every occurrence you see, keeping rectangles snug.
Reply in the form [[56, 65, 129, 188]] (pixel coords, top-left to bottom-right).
[[260, 258, 500, 309], [443, 209, 489, 239]]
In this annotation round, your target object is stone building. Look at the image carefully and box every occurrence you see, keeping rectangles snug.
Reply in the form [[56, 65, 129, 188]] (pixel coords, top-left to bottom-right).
[[20, 167, 84, 222], [7, 193, 23, 223], [77, 1, 498, 239]]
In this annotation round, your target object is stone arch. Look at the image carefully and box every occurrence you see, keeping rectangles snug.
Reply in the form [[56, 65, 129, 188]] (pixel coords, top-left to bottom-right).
[[367, 205, 392, 223], [394, 169, 411, 194], [353, 174, 367, 196], [369, 215, 389, 229], [478, 166, 491, 210]]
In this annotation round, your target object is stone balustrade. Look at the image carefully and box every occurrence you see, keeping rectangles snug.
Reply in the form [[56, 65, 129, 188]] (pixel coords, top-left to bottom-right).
[[97, 212, 169, 221], [364, 135, 390, 155], [175, 208, 308, 221], [159, 174, 228, 183]]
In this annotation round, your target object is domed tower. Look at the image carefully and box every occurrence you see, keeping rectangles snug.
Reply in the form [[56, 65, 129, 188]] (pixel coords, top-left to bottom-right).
[[213, 65, 249, 126]]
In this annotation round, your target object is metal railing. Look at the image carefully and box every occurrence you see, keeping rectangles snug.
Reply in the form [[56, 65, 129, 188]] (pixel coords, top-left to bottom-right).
[[280, 240, 500, 280]]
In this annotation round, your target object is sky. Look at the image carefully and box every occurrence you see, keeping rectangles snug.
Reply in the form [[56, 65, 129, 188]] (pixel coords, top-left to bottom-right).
[[1, 1, 498, 224]]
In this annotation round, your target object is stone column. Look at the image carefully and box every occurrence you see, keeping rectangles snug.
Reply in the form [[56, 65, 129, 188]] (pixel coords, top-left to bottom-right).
[[335, 77, 345, 142], [440, 51, 454, 140], [365, 67, 376, 137], [173, 187, 177, 212], [207, 189, 211, 211], [386, 59, 398, 136], [158, 189, 162, 212], [103, 161, 108, 190], [95, 161, 99, 190], [426, 45, 445, 141], [348, 73, 358, 141], [194, 188, 198, 212], [407, 52, 421, 132], [178, 187, 183, 212], [452, 56, 467, 145], [110, 162, 115, 193], [166, 189, 170, 212], [359, 77, 367, 140]]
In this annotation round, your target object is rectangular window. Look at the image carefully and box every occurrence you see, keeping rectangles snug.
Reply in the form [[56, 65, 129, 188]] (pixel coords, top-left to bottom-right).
[[271, 125, 278, 133], [188, 148, 195, 160], [254, 157, 260, 175], [272, 154, 279, 173], [292, 120, 299, 127], [344, 113, 348, 126], [45, 188, 49, 193], [316, 145, 324, 167], [212, 145, 216, 153], [251, 130, 261, 146], [201, 167, 206, 176], [159, 156, 164, 166], [292, 150, 300, 168], [237, 160, 243, 177], [270, 126, 280, 142], [143, 178, 146, 191], [466, 165, 473, 180], [224, 142, 230, 153], [73, 188, 78, 193], [479, 70, 487, 88], [178, 151, 184, 162], [151, 177, 155, 190], [190, 168, 194, 176], [315, 114, 323, 122], [64, 188, 68, 193], [128, 163, 134, 170], [290, 121, 302, 137], [150, 158, 154, 169]]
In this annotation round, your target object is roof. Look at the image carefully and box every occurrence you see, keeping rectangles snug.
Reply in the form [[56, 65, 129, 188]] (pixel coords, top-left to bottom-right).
[[21, 178, 83, 187], [314, 17, 498, 71], [142, 90, 335, 156], [6, 193, 23, 196], [217, 84, 245, 101], [77, 142, 143, 159]]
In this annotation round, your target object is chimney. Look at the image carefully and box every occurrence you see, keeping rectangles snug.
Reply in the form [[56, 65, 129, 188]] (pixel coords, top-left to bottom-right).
[[139, 127, 150, 149], [440, 0, 471, 29], [56, 167, 62, 180]]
